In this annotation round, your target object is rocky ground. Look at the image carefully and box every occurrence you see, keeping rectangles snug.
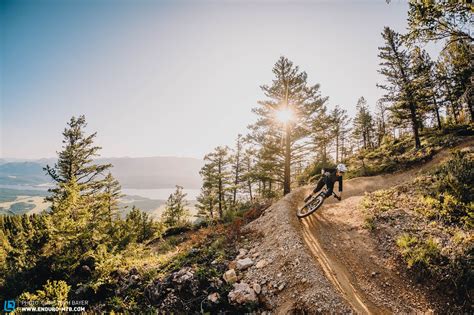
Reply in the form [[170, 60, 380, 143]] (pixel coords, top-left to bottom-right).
[[222, 188, 351, 313]]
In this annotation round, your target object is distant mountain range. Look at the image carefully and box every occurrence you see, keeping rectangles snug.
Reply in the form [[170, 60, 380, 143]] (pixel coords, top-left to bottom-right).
[[0, 156, 204, 189]]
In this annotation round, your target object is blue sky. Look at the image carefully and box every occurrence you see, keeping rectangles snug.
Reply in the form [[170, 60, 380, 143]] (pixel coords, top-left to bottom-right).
[[0, 0, 438, 159]]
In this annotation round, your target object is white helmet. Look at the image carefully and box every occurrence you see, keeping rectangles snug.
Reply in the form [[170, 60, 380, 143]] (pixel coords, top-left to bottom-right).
[[336, 163, 347, 173]]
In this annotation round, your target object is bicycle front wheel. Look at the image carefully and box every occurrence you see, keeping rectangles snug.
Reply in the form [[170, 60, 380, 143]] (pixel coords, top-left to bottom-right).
[[297, 194, 325, 218]]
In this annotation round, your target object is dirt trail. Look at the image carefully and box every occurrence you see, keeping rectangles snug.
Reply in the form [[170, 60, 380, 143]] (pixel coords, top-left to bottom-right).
[[297, 139, 474, 313]]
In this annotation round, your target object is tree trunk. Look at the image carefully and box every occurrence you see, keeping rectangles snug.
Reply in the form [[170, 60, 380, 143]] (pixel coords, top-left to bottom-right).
[[433, 96, 442, 129], [341, 135, 345, 162], [218, 160, 223, 219], [468, 90, 474, 122], [409, 103, 421, 149], [209, 199, 213, 219], [451, 102, 459, 123], [283, 123, 291, 195], [336, 135, 339, 163], [232, 163, 239, 206], [248, 180, 253, 201], [232, 137, 241, 206]]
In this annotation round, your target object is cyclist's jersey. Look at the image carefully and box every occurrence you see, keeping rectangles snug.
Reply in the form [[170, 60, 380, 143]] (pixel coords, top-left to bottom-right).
[[322, 168, 343, 192]]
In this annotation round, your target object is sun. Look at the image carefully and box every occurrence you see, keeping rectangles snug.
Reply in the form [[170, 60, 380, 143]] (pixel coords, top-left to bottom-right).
[[275, 107, 295, 124]]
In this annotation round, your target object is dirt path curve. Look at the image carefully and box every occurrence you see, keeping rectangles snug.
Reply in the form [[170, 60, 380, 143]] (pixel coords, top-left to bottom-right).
[[297, 139, 474, 314]]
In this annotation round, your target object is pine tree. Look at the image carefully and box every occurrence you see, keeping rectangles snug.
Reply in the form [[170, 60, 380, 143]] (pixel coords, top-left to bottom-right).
[[196, 187, 217, 220], [206, 146, 232, 218], [102, 172, 123, 223], [330, 105, 351, 163], [44, 115, 112, 200], [231, 134, 243, 206], [196, 162, 218, 220], [162, 185, 190, 227], [377, 27, 422, 149], [374, 99, 389, 146], [41, 116, 121, 276], [249, 56, 327, 195], [410, 47, 431, 129], [253, 137, 282, 197], [352, 97, 375, 150], [437, 38, 472, 122], [405, 2, 472, 45], [310, 106, 333, 165], [241, 146, 257, 201], [125, 207, 158, 243], [42, 176, 93, 275]]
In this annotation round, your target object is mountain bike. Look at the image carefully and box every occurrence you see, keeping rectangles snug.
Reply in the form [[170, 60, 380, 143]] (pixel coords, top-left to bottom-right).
[[297, 188, 341, 218]]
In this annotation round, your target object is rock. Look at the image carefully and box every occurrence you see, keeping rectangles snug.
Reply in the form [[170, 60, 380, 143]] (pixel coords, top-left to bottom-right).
[[239, 248, 248, 256], [172, 267, 194, 284], [211, 277, 223, 288], [253, 283, 261, 294], [223, 269, 237, 284], [278, 283, 285, 291], [302, 277, 307, 283], [228, 282, 258, 304], [256, 259, 269, 269], [236, 258, 254, 270], [277, 272, 282, 277], [371, 272, 377, 277], [252, 252, 260, 259], [208, 292, 220, 303]]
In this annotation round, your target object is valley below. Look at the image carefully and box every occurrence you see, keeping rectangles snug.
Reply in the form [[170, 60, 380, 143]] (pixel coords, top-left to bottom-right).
[[0, 185, 199, 219]]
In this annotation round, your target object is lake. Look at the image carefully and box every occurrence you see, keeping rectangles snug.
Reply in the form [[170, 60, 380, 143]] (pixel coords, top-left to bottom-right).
[[122, 188, 200, 200]]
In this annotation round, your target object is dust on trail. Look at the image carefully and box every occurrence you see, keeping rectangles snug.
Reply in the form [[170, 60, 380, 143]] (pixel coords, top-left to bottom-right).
[[297, 139, 474, 314]]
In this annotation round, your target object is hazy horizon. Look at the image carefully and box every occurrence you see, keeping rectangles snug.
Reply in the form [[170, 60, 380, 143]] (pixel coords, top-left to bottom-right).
[[1, 0, 442, 159]]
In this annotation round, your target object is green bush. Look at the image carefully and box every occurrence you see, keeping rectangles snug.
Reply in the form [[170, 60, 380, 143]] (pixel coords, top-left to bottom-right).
[[423, 150, 474, 228], [434, 150, 473, 204], [19, 280, 70, 306], [396, 234, 440, 269]]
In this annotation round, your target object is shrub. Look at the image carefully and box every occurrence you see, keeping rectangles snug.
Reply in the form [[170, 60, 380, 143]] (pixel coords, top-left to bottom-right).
[[434, 150, 473, 204], [423, 150, 474, 228], [396, 234, 440, 269], [19, 280, 70, 306]]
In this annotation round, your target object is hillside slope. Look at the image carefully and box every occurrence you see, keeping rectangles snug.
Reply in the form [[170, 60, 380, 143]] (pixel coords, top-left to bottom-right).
[[237, 138, 473, 313]]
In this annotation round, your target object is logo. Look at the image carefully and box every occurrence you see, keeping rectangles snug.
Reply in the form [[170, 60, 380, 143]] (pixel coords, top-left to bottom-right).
[[3, 300, 15, 312]]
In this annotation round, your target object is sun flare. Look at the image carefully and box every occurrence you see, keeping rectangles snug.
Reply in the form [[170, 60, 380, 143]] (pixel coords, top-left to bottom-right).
[[275, 107, 295, 124]]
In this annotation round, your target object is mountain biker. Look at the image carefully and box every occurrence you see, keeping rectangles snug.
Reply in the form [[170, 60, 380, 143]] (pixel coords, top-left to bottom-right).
[[305, 164, 347, 202]]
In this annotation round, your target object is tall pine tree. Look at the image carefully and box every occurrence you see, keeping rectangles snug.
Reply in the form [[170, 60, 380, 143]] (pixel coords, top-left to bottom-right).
[[377, 27, 422, 148], [352, 97, 375, 150], [249, 56, 327, 195], [44, 115, 112, 200]]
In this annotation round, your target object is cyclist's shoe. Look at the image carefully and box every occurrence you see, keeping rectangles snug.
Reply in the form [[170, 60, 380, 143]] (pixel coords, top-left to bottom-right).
[[334, 195, 341, 201]]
